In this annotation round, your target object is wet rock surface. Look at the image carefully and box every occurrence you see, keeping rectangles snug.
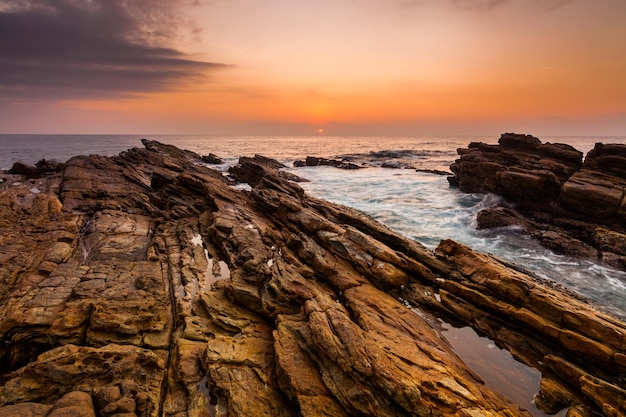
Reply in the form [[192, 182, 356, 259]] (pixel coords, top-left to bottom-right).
[[449, 133, 626, 269], [1, 139, 625, 416]]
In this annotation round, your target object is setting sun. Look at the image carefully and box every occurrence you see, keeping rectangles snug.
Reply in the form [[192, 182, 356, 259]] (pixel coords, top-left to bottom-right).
[[318, 128, 324, 134]]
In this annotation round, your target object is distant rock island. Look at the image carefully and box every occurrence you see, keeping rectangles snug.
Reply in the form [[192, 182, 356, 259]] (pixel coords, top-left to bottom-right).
[[0, 139, 624, 416]]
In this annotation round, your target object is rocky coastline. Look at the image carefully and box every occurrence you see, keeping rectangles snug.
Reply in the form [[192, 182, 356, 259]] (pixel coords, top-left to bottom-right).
[[448, 133, 626, 270], [0, 139, 625, 416]]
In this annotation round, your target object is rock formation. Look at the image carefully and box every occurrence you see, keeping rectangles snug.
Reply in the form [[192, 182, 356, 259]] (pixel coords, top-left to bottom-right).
[[449, 133, 626, 269], [293, 156, 363, 170], [294, 150, 452, 173], [0, 140, 624, 416]]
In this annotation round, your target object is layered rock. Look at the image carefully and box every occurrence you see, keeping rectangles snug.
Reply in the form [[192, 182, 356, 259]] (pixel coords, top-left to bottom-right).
[[0, 140, 624, 416], [449, 133, 626, 268]]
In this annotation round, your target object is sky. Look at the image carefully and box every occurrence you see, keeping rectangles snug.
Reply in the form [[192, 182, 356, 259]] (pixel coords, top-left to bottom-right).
[[0, 0, 625, 136]]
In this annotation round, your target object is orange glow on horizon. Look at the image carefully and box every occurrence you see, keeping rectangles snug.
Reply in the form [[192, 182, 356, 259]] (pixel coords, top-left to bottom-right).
[[16, 0, 621, 136]]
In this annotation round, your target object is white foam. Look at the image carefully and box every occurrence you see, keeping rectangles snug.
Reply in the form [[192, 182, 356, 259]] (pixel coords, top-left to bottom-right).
[[231, 183, 252, 191]]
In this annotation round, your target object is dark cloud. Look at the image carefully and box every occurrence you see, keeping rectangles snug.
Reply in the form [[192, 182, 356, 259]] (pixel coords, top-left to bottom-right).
[[0, 0, 227, 100]]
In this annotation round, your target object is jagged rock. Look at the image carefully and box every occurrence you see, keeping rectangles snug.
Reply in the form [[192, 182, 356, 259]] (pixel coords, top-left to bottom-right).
[[201, 153, 223, 164], [8, 161, 39, 178], [230, 155, 308, 186], [35, 159, 66, 174], [449, 133, 583, 203], [294, 156, 362, 170], [450, 133, 626, 267], [1, 139, 625, 416], [498, 132, 542, 151], [7, 160, 65, 178], [585, 142, 626, 179], [476, 206, 530, 231]]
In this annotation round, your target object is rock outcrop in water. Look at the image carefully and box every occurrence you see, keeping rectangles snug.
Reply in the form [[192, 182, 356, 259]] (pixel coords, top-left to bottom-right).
[[294, 151, 452, 174], [293, 156, 363, 170], [449, 133, 626, 269], [0, 140, 625, 417]]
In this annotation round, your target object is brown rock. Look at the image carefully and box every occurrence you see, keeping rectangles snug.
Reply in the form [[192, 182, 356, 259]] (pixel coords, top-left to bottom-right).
[[534, 377, 579, 415], [580, 374, 626, 417], [8, 161, 39, 178], [294, 156, 363, 170], [498, 132, 542, 151], [1, 139, 625, 417], [201, 153, 223, 164], [48, 391, 96, 417], [450, 133, 626, 268], [585, 142, 626, 179], [476, 206, 529, 230], [559, 170, 625, 219], [0, 402, 52, 417], [594, 227, 626, 255]]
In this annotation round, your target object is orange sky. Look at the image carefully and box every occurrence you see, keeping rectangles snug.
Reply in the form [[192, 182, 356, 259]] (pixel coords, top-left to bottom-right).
[[1, 0, 625, 136]]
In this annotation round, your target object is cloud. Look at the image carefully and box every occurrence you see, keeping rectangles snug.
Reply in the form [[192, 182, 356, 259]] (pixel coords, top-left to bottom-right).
[[451, 0, 575, 11], [449, 0, 508, 11], [398, 0, 574, 12], [0, 0, 227, 101]]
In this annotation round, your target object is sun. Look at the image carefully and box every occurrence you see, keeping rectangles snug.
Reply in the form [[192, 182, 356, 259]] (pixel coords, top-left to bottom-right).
[[318, 128, 324, 134]]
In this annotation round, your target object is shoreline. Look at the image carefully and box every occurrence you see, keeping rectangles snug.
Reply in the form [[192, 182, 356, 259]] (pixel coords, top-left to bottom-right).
[[0, 139, 624, 416]]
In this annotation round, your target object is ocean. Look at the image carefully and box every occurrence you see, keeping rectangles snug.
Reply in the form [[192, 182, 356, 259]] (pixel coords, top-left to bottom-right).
[[2, 133, 626, 415]]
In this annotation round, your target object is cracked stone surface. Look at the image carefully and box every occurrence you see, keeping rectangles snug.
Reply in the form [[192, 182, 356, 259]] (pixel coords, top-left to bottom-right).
[[0, 140, 625, 416]]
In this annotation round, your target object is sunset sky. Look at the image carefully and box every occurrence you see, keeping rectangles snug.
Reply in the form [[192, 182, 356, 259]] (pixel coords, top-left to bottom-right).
[[1, 0, 625, 136]]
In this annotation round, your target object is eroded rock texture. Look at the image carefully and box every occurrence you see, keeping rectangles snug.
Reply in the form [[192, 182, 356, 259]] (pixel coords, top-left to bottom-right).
[[1, 140, 624, 416], [449, 133, 626, 269]]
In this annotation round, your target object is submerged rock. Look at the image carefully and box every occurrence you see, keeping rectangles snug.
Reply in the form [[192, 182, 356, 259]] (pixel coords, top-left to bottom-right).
[[0, 139, 624, 416], [450, 133, 626, 268]]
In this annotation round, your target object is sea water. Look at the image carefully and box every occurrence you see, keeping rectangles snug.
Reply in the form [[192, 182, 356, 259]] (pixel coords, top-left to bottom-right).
[[2, 133, 626, 416]]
